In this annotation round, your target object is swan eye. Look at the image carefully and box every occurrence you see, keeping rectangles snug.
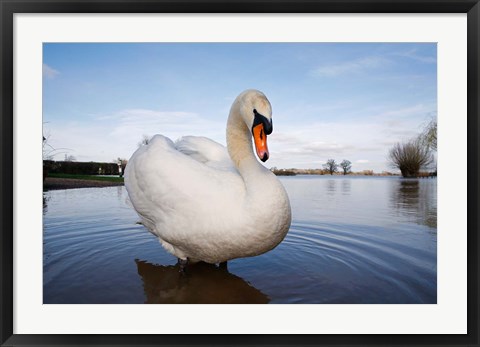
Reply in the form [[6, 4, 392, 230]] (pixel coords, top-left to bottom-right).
[[252, 109, 273, 135]]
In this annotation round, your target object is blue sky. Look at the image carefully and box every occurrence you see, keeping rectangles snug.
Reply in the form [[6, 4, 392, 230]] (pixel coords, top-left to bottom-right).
[[43, 43, 437, 172]]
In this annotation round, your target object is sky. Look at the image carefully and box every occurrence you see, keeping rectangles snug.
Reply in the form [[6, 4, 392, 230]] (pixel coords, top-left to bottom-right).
[[43, 43, 437, 172]]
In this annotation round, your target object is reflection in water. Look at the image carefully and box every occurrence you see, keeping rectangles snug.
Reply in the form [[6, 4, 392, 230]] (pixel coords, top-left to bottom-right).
[[326, 179, 336, 196], [341, 179, 351, 195], [43, 194, 50, 215], [136, 260, 270, 304], [390, 179, 437, 229]]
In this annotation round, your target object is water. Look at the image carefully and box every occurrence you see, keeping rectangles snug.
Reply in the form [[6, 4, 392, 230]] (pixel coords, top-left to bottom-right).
[[43, 176, 437, 304]]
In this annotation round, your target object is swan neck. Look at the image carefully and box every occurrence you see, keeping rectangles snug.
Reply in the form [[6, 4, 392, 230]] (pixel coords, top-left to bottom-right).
[[226, 102, 261, 173]]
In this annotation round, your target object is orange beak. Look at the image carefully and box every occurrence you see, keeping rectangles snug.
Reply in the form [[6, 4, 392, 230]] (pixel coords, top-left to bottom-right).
[[253, 123, 269, 162]]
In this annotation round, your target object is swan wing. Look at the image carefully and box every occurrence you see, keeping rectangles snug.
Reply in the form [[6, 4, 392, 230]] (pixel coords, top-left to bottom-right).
[[175, 136, 237, 173], [124, 134, 245, 238]]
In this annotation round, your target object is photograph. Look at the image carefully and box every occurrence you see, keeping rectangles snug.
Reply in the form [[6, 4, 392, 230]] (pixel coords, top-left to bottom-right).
[[2, 1, 479, 344], [42, 42, 438, 304]]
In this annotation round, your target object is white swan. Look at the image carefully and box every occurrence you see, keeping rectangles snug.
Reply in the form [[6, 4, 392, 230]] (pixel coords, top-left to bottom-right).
[[124, 89, 291, 264]]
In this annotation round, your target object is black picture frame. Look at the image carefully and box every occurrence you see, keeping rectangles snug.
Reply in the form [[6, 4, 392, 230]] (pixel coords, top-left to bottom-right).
[[1, 1, 479, 346]]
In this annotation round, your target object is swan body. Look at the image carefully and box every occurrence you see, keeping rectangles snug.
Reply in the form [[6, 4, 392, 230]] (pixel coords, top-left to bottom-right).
[[125, 90, 291, 263]]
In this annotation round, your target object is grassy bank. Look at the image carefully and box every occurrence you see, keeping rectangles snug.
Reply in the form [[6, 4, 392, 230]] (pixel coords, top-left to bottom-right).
[[47, 173, 124, 183]]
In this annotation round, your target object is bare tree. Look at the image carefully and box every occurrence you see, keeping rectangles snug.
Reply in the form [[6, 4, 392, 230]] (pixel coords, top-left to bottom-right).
[[138, 134, 151, 147], [388, 138, 434, 178], [340, 160, 352, 175], [323, 159, 338, 175], [43, 129, 72, 160], [420, 118, 437, 151], [43, 135, 55, 161], [64, 154, 76, 162]]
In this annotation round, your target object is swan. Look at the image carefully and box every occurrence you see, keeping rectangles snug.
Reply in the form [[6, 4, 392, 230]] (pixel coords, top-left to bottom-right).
[[124, 89, 291, 265]]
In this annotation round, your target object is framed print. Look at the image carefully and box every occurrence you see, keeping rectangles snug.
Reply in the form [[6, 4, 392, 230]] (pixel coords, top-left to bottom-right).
[[1, 0, 479, 346]]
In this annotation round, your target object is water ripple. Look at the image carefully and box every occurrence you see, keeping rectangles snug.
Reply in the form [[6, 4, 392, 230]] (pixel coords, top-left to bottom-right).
[[43, 178, 437, 304]]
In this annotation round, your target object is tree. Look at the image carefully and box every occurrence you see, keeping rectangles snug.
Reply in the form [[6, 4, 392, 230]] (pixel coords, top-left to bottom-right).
[[42, 134, 57, 161], [388, 138, 434, 178], [138, 134, 151, 147], [43, 128, 72, 160], [420, 118, 437, 151], [340, 160, 352, 175], [323, 159, 338, 175], [64, 154, 76, 162], [43, 133, 68, 160]]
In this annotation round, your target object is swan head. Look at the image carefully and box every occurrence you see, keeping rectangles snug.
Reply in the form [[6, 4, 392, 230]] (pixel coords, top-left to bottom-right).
[[236, 89, 273, 162]]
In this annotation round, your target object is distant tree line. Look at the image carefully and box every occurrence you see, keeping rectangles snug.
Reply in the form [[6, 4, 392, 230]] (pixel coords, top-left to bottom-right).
[[270, 167, 391, 176], [271, 159, 354, 176], [44, 160, 124, 176]]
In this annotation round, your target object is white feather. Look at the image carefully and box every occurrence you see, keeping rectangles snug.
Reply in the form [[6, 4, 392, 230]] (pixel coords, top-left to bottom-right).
[[124, 90, 292, 263], [175, 136, 237, 173]]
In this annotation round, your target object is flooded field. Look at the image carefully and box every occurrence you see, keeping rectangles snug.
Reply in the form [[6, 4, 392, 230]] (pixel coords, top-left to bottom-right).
[[43, 176, 436, 304]]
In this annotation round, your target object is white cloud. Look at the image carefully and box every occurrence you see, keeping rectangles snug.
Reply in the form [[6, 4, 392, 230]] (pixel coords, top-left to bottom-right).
[[44, 102, 434, 173], [112, 109, 227, 146], [266, 101, 435, 172], [373, 104, 430, 120], [311, 57, 388, 77], [44, 108, 226, 163], [396, 49, 436, 64], [310, 49, 434, 79], [43, 64, 60, 79], [267, 121, 385, 170]]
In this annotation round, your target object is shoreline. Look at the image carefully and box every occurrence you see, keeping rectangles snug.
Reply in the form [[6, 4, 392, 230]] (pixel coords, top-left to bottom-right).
[[43, 173, 434, 191], [43, 177, 124, 191]]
